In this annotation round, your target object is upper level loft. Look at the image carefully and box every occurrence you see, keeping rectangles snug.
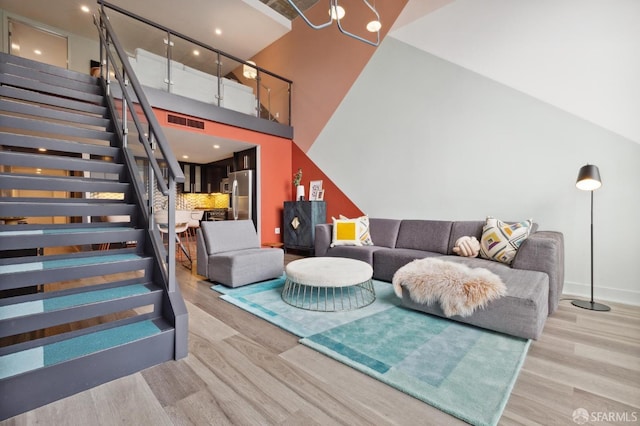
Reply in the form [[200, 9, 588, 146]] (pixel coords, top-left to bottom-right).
[[97, 1, 293, 140]]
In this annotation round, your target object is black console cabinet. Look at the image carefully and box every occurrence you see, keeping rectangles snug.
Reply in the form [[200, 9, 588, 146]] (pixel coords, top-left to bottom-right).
[[283, 201, 326, 254]]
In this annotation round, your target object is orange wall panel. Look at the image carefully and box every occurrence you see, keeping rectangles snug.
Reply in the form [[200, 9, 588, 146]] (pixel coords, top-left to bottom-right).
[[249, 0, 408, 153]]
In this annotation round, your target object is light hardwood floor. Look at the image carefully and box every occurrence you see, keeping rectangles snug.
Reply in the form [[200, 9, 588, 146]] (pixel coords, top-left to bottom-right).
[[4, 254, 639, 425]]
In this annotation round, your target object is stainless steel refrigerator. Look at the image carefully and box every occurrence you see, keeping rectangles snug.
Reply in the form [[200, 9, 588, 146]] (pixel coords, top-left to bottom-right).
[[229, 170, 253, 221]]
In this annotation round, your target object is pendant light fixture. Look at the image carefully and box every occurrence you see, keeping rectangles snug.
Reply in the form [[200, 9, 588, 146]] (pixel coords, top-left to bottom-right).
[[286, 0, 381, 46]]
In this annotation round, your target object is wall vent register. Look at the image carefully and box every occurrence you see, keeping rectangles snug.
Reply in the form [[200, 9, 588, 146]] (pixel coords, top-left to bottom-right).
[[167, 114, 205, 130]]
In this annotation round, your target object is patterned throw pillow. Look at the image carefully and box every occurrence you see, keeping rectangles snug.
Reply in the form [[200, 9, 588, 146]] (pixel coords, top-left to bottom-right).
[[331, 218, 362, 247], [479, 217, 532, 265], [339, 214, 374, 246]]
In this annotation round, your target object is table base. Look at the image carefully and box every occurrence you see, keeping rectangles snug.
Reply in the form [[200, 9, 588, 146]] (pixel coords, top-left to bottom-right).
[[281, 278, 375, 312]]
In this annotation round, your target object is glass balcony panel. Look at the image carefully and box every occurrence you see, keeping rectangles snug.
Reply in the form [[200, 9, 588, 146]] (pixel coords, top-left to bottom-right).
[[169, 36, 221, 106], [221, 56, 259, 118], [258, 72, 290, 124], [107, 9, 171, 93]]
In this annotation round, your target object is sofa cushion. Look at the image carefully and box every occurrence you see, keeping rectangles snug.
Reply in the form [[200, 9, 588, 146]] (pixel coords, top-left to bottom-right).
[[200, 220, 259, 254], [368, 218, 401, 248], [208, 248, 283, 288], [403, 255, 550, 339], [373, 248, 443, 282], [395, 220, 453, 254], [479, 218, 533, 265]]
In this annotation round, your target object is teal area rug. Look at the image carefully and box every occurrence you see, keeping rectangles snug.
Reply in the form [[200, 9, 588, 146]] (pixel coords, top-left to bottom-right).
[[212, 278, 530, 426]]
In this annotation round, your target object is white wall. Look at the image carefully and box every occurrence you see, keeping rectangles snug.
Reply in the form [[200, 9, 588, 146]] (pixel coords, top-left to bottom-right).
[[308, 37, 640, 305], [0, 8, 99, 74], [392, 0, 640, 145]]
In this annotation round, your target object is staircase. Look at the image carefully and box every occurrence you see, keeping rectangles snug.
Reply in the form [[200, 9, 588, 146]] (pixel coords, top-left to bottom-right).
[[0, 53, 187, 420]]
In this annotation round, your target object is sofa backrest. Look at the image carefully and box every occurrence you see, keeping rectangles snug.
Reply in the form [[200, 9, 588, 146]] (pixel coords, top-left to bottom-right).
[[368, 218, 402, 248], [200, 220, 259, 254], [395, 220, 453, 254], [447, 221, 485, 254]]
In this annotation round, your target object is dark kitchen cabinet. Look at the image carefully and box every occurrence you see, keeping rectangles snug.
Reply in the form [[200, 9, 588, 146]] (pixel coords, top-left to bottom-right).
[[234, 147, 256, 171], [181, 162, 215, 193], [208, 157, 233, 193], [283, 201, 326, 253]]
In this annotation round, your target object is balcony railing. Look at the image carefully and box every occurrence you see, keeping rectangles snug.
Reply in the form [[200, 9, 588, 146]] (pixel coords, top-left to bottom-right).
[[98, 1, 292, 126]]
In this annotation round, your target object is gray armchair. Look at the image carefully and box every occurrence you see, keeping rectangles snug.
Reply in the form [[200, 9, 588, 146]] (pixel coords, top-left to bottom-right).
[[196, 220, 284, 287]]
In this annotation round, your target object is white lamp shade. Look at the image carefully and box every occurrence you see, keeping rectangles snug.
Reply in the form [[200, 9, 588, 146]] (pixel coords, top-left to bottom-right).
[[243, 61, 257, 79], [329, 5, 345, 20]]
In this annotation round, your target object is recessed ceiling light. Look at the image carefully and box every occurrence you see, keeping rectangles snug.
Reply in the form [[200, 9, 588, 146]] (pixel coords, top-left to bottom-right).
[[81, 5, 90, 13], [36, 168, 42, 174], [214, 28, 222, 36], [11, 43, 20, 51], [182, 155, 189, 159], [38, 148, 47, 152], [213, 144, 220, 149], [193, 50, 200, 56], [34, 49, 42, 55]]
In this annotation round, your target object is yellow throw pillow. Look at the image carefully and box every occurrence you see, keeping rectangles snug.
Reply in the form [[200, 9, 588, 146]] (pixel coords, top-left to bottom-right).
[[339, 214, 374, 246], [331, 218, 362, 247]]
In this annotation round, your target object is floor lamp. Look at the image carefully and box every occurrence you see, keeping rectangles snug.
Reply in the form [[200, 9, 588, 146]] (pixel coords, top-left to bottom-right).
[[572, 164, 610, 311]]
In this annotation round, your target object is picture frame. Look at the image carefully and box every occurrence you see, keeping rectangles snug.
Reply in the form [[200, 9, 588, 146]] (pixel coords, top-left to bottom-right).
[[316, 189, 325, 201], [309, 180, 323, 201]]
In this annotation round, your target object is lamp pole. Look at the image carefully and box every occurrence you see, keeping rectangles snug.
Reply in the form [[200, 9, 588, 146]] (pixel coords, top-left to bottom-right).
[[572, 164, 610, 311]]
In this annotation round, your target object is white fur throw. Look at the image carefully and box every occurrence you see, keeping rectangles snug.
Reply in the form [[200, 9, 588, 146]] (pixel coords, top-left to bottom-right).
[[392, 258, 506, 317]]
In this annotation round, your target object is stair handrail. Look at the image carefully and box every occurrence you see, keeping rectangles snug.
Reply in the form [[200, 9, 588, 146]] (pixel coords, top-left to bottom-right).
[[93, 11, 183, 196], [94, 9, 184, 293]]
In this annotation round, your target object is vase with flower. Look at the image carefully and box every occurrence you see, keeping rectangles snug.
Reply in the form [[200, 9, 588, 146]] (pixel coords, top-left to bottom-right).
[[293, 168, 304, 201]]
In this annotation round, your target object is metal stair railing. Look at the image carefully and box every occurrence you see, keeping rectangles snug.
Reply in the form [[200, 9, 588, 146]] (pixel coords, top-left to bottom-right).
[[93, 7, 188, 358]]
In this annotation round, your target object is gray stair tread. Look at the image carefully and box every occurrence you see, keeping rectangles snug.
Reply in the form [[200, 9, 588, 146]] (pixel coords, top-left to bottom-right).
[[0, 283, 154, 321], [0, 319, 162, 380], [0, 173, 128, 192], [0, 151, 122, 173], [0, 85, 106, 115], [0, 132, 117, 156], [0, 52, 98, 85], [0, 115, 113, 141], [0, 74, 103, 104], [0, 99, 110, 127], [0, 226, 135, 237], [0, 253, 143, 275], [0, 62, 102, 95]]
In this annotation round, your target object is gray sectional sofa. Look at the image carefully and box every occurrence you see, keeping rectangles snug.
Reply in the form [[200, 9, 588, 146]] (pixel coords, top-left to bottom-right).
[[315, 219, 564, 339]]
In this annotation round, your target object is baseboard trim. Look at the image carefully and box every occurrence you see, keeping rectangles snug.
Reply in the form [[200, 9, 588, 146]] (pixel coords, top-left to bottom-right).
[[562, 281, 640, 306]]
